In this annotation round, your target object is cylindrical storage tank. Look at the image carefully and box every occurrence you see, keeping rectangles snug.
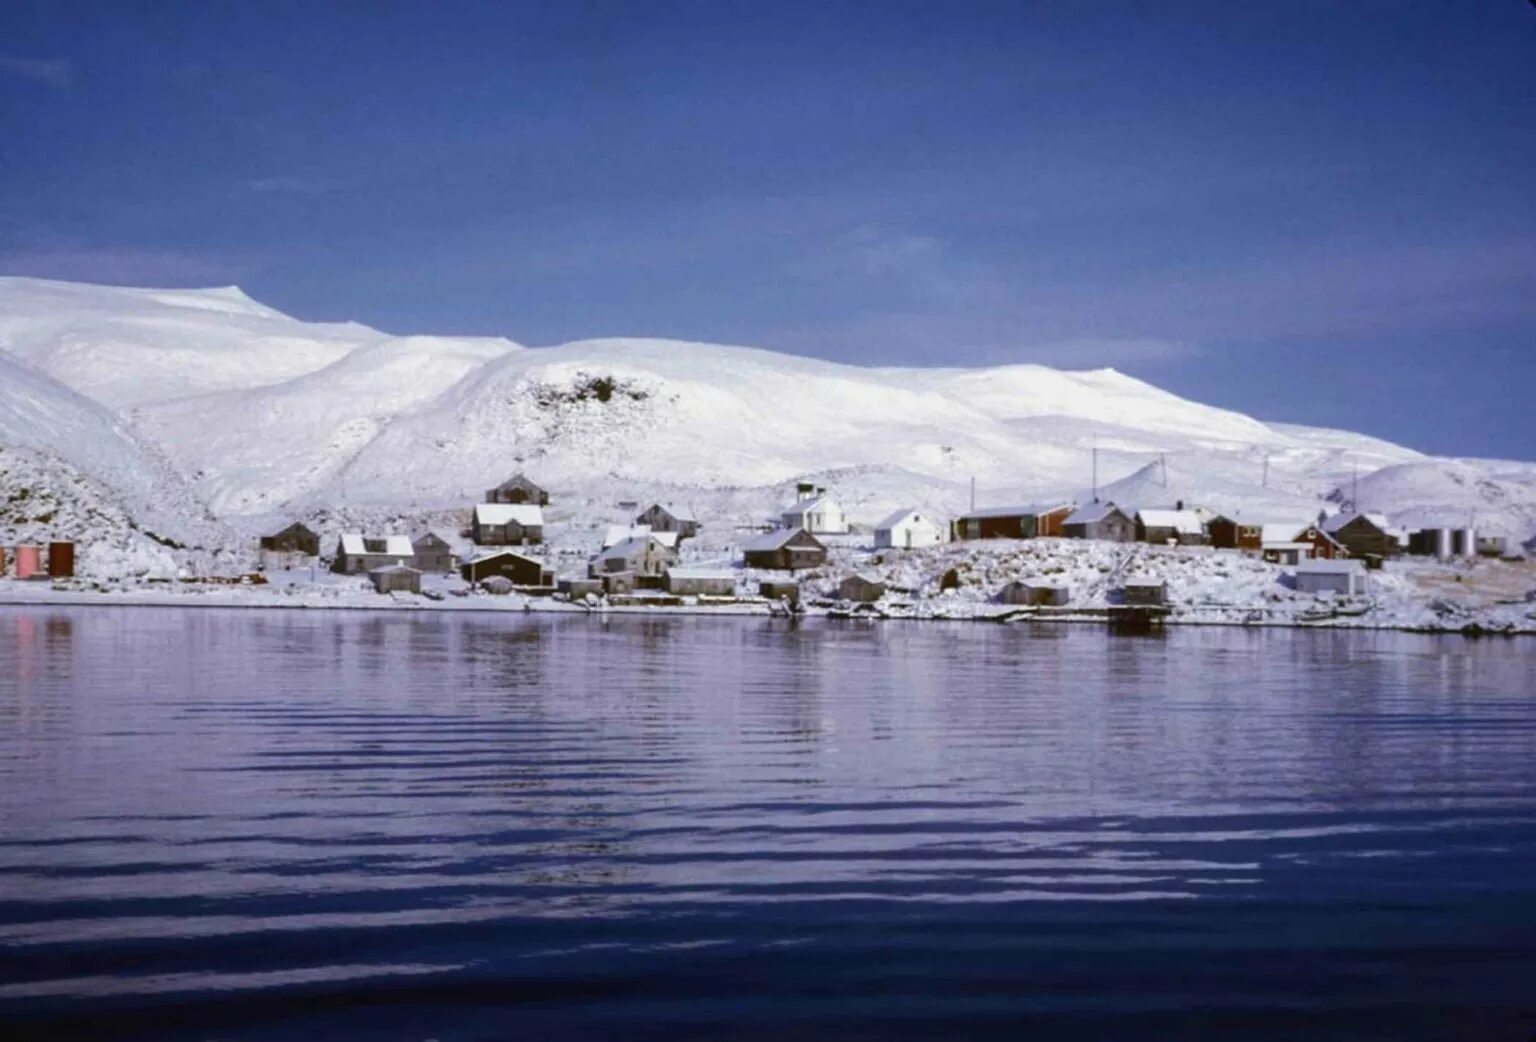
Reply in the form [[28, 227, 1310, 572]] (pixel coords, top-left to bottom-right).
[[48, 541, 76, 578], [1434, 527, 1453, 561], [1458, 527, 1476, 561], [15, 544, 42, 579]]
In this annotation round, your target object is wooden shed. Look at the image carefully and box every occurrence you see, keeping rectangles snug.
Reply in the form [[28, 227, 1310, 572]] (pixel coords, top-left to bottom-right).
[[996, 581, 1069, 606], [1121, 579, 1168, 606], [461, 550, 554, 587], [1321, 512, 1396, 563], [259, 522, 320, 557], [472, 503, 545, 546], [484, 473, 549, 506], [47, 541, 75, 578], [742, 527, 827, 571], [636, 503, 700, 539], [837, 574, 886, 603], [369, 564, 421, 594], [1060, 502, 1135, 543], [411, 532, 457, 572], [1208, 516, 1263, 551], [664, 568, 736, 596]]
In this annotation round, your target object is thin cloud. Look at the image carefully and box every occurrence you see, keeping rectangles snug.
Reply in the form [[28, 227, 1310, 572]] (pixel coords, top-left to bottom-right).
[[0, 56, 73, 88], [245, 175, 345, 194]]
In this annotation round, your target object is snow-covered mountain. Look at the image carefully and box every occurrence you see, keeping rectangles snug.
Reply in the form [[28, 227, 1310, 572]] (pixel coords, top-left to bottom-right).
[[2, 275, 1533, 563]]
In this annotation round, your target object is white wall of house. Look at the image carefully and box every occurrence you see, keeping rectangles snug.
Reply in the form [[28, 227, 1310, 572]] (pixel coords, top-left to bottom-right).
[[875, 513, 943, 549]]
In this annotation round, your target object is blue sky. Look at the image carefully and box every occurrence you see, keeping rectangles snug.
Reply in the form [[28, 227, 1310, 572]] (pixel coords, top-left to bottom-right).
[[2, 2, 1532, 457]]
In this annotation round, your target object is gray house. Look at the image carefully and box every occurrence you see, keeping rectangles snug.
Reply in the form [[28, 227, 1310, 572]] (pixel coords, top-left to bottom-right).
[[837, 574, 886, 603], [485, 473, 549, 506], [1294, 559, 1370, 596], [411, 532, 456, 572], [637, 503, 701, 540], [1121, 579, 1168, 606], [589, 534, 679, 579], [472, 503, 545, 546], [1061, 502, 1136, 542], [369, 564, 422, 594]]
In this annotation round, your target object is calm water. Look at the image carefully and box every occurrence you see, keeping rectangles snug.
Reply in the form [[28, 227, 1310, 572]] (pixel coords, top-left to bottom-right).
[[2, 608, 1535, 1041]]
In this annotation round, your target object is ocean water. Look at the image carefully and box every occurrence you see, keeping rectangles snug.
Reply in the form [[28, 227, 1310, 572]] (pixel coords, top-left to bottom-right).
[[2, 607, 1534, 1040]]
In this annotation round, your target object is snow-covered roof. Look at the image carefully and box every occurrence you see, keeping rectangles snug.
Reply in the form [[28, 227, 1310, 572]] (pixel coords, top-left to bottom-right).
[[339, 533, 413, 557], [1064, 502, 1125, 525], [743, 527, 811, 552], [1322, 511, 1389, 534], [666, 567, 735, 580], [596, 535, 669, 561], [466, 548, 541, 566], [781, 495, 839, 516], [1260, 522, 1310, 545], [474, 503, 545, 526], [1123, 578, 1166, 589], [412, 530, 450, 548], [1296, 559, 1365, 574], [646, 503, 697, 522], [1263, 541, 1313, 551], [956, 502, 1072, 521], [874, 507, 939, 532], [602, 524, 679, 550], [492, 473, 545, 491], [369, 563, 420, 575], [1137, 509, 1205, 535]]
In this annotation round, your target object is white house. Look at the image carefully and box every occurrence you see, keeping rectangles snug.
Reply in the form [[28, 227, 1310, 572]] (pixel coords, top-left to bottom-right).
[[332, 534, 415, 574], [873, 508, 944, 549], [780, 488, 848, 535], [601, 524, 679, 551]]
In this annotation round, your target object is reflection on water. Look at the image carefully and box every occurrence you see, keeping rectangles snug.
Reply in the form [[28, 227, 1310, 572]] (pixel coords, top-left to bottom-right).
[[2, 608, 1535, 1040]]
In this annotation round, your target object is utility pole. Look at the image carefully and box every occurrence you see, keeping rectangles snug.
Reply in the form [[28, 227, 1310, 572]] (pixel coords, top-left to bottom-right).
[[1091, 446, 1099, 503], [970, 476, 976, 512]]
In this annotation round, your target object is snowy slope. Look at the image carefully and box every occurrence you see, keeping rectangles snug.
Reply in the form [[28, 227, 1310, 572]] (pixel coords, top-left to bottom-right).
[[0, 276, 1530, 547]]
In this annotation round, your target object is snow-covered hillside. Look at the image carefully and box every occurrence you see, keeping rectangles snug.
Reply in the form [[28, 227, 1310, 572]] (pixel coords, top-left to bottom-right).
[[0, 276, 1531, 555]]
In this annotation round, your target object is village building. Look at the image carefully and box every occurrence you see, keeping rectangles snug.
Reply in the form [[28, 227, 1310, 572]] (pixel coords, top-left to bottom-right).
[[369, 564, 422, 595], [601, 524, 679, 551], [1321, 512, 1397, 564], [460, 549, 554, 587], [484, 473, 549, 506], [1208, 516, 1263, 551], [1136, 509, 1208, 546], [664, 568, 736, 597], [636, 503, 700, 540], [332, 534, 415, 574], [759, 579, 800, 603], [410, 532, 457, 572], [779, 486, 849, 535], [1060, 502, 1136, 542], [259, 522, 321, 557], [996, 581, 1070, 606], [1121, 579, 1168, 606], [1294, 559, 1370, 596], [589, 534, 679, 580], [742, 528, 828, 571], [874, 508, 944, 549], [472, 503, 545, 546], [837, 574, 886, 603], [558, 576, 605, 599], [951, 502, 1074, 541]]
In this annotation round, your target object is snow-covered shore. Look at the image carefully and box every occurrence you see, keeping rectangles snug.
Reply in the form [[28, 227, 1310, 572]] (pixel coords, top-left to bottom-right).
[[5, 539, 1532, 635]]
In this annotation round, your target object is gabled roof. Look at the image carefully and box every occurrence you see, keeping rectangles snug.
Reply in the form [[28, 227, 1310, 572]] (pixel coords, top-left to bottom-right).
[[474, 503, 545, 526], [644, 503, 697, 522], [271, 521, 317, 536], [1137, 509, 1205, 535], [781, 495, 839, 516], [956, 502, 1073, 522], [412, 531, 451, 549], [602, 524, 680, 550], [369, 563, 421, 576], [1064, 501, 1128, 525], [874, 507, 941, 532], [595, 534, 673, 562], [1260, 522, 1310, 545], [742, 527, 825, 552], [339, 533, 414, 557], [466, 548, 542, 567], [491, 473, 545, 492], [1322, 511, 1390, 534]]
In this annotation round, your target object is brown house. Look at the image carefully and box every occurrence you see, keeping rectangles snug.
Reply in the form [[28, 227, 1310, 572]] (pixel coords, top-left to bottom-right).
[[260, 522, 321, 556], [484, 473, 549, 506], [1321, 512, 1396, 563], [742, 528, 828, 571], [951, 502, 1074, 541], [461, 550, 554, 587], [1208, 516, 1263, 550]]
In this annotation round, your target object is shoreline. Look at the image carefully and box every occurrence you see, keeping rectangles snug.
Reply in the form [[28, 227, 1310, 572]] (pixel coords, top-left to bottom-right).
[[2, 585, 1531, 636]]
